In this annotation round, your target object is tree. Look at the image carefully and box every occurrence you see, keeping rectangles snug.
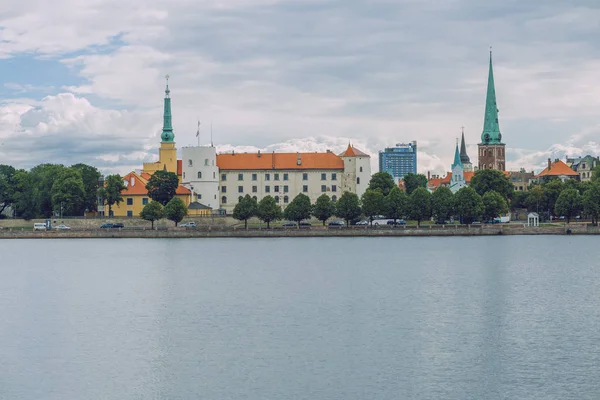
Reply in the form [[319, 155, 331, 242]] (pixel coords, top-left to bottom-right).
[[454, 187, 484, 224], [542, 179, 564, 218], [30, 164, 67, 217], [283, 193, 313, 226], [257, 196, 282, 228], [554, 188, 582, 224], [146, 170, 179, 206], [384, 186, 408, 222], [12, 170, 37, 220], [140, 201, 164, 229], [592, 165, 600, 182], [313, 194, 335, 225], [482, 190, 509, 222], [511, 191, 529, 209], [469, 169, 513, 200], [525, 184, 544, 213], [100, 174, 127, 216], [403, 173, 428, 195], [232, 194, 258, 229], [431, 186, 454, 223], [408, 187, 431, 226], [361, 189, 385, 225], [164, 197, 188, 226], [0, 165, 16, 217], [72, 163, 101, 213], [582, 183, 600, 225], [335, 192, 361, 226], [367, 172, 396, 196], [50, 168, 86, 217]]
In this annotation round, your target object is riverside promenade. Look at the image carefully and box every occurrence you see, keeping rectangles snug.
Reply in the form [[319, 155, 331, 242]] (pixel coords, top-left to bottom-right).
[[0, 224, 596, 239]]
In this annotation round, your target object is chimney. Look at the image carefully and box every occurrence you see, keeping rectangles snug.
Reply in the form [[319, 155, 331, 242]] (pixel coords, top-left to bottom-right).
[[427, 171, 431, 180], [547, 158, 551, 171], [297, 153, 301, 166], [232, 150, 235, 156], [257, 150, 261, 158]]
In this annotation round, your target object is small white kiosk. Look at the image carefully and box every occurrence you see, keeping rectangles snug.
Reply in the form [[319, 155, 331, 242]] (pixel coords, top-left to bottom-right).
[[527, 212, 539, 227]]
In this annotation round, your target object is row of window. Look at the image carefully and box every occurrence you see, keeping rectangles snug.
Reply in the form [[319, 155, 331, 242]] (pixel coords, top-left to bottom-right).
[[221, 194, 339, 205], [222, 184, 340, 194], [223, 172, 340, 182], [188, 159, 215, 167], [183, 171, 217, 180], [126, 197, 149, 206]]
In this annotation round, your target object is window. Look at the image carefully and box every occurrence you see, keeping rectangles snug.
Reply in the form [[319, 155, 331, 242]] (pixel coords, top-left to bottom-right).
[[198, 171, 202, 179], [238, 186, 243, 193], [265, 186, 271, 193], [252, 174, 257, 181], [321, 173, 326, 181], [332, 173, 337, 181], [222, 196, 227, 204], [205, 159, 209, 166], [274, 185, 280, 193], [238, 196, 243, 202], [221, 186, 227, 193], [274, 173, 279, 180], [321, 185, 326, 192], [197, 194, 202, 199], [252, 186, 258, 193], [357, 177, 360, 184], [275, 196, 280, 203], [238, 173, 243, 181], [284, 185, 289, 193], [221, 174, 226, 181], [360, 167, 363, 172], [303, 173, 308, 181], [213, 172, 216, 179], [183, 172, 186, 179], [265, 174, 271, 181], [127, 210, 133, 217], [332, 195, 337, 202], [303, 185, 308, 193], [283, 173, 289, 181], [332, 185, 337, 192], [142, 198, 149, 205], [188, 159, 193, 167], [126, 198, 133, 206], [284, 196, 289, 203]]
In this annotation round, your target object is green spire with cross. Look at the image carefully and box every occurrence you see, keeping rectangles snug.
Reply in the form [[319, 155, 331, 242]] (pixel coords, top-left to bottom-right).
[[161, 74, 175, 143], [481, 50, 502, 144]]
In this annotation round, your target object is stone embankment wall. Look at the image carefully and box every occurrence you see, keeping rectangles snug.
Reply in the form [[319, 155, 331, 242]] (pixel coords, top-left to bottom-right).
[[1, 224, 598, 239]]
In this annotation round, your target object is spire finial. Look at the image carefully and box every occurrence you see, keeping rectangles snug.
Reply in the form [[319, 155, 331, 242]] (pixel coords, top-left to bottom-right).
[[165, 74, 170, 98]]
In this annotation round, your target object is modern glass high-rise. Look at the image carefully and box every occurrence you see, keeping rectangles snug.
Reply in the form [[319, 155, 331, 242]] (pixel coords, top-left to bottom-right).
[[378, 142, 417, 180]]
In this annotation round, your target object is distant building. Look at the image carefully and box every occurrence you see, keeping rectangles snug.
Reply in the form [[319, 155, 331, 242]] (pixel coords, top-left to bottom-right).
[[509, 169, 535, 192], [181, 142, 220, 210], [378, 142, 417, 181], [459, 129, 473, 172], [449, 141, 467, 193], [566, 155, 599, 182], [535, 158, 579, 183]]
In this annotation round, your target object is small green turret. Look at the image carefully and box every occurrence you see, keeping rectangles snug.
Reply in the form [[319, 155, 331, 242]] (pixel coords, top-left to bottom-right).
[[161, 74, 175, 143]]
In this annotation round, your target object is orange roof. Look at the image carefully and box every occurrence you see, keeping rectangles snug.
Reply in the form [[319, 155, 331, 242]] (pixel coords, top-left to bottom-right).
[[217, 152, 345, 170], [339, 144, 369, 157], [120, 171, 191, 196], [427, 171, 477, 190], [177, 159, 182, 176], [536, 160, 579, 177]]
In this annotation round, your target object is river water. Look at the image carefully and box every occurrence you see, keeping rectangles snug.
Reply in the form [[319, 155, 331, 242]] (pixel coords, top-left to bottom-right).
[[1, 237, 599, 399]]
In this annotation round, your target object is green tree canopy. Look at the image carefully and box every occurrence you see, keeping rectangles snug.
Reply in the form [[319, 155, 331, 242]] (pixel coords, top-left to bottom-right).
[[30, 164, 67, 217], [146, 170, 179, 206], [482, 190, 509, 222], [164, 197, 188, 226], [582, 183, 600, 225], [542, 179, 565, 216], [361, 189, 385, 225], [50, 168, 86, 217], [257, 195, 282, 228], [469, 169, 513, 200], [283, 193, 313, 226], [335, 191, 361, 226], [511, 191, 529, 209], [367, 172, 396, 196], [525, 185, 544, 213], [12, 169, 37, 220], [313, 194, 336, 225], [140, 201, 164, 229], [0, 165, 17, 217], [384, 186, 408, 222], [454, 187, 484, 224], [408, 187, 431, 226], [100, 174, 127, 216], [431, 186, 454, 223], [554, 188, 582, 223], [232, 194, 258, 229], [591, 165, 600, 182], [403, 173, 428, 195], [71, 163, 101, 213]]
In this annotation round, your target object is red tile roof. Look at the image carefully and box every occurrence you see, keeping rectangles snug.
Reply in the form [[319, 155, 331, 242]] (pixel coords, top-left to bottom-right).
[[217, 152, 345, 170], [536, 160, 578, 177], [338, 144, 369, 157], [121, 171, 190, 196]]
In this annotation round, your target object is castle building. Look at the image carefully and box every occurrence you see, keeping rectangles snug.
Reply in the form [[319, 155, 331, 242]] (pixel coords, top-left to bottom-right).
[[478, 51, 506, 171]]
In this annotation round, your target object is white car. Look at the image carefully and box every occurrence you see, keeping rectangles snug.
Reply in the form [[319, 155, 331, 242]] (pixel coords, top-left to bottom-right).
[[55, 224, 71, 230], [180, 221, 197, 228], [355, 220, 369, 226]]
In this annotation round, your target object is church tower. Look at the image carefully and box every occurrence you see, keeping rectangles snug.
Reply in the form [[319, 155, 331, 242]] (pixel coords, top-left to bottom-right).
[[477, 51, 506, 171], [143, 75, 178, 175], [449, 140, 467, 193], [459, 127, 473, 172]]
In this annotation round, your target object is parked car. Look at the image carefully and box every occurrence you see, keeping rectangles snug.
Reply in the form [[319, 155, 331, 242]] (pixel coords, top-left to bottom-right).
[[299, 221, 312, 227], [112, 223, 124, 229], [328, 220, 344, 226], [100, 223, 114, 229], [55, 224, 71, 230], [33, 223, 47, 231], [387, 220, 407, 226], [180, 221, 197, 228], [435, 220, 448, 225], [355, 220, 368, 226], [282, 222, 296, 227]]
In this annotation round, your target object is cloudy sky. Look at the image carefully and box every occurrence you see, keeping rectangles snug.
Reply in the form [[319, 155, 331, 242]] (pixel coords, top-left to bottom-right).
[[1, 0, 600, 176]]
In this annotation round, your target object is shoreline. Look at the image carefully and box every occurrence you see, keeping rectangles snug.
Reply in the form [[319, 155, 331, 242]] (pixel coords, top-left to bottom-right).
[[0, 225, 595, 239]]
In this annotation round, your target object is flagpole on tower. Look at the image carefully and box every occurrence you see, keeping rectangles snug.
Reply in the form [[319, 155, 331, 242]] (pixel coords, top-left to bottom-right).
[[196, 120, 200, 146], [210, 120, 214, 147]]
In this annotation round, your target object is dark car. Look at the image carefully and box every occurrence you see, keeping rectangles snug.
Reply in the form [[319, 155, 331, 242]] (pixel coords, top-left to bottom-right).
[[328, 220, 345, 226], [435, 220, 448, 224], [100, 223, 114, 229], [387, 220, 406, 225], [112, 223, 124, 228], [282, 222, 296, 227], [299, 221, 312, 227]]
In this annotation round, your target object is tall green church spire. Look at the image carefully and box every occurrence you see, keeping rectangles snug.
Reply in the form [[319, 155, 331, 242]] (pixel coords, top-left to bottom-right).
[[161, 74, 175, 143], [481, 50, 502, 144], [452, 139, 462, 169]]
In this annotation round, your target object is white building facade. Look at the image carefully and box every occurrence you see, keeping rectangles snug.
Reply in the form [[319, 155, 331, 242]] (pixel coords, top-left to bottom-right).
[[181, 145, 220, 210]]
